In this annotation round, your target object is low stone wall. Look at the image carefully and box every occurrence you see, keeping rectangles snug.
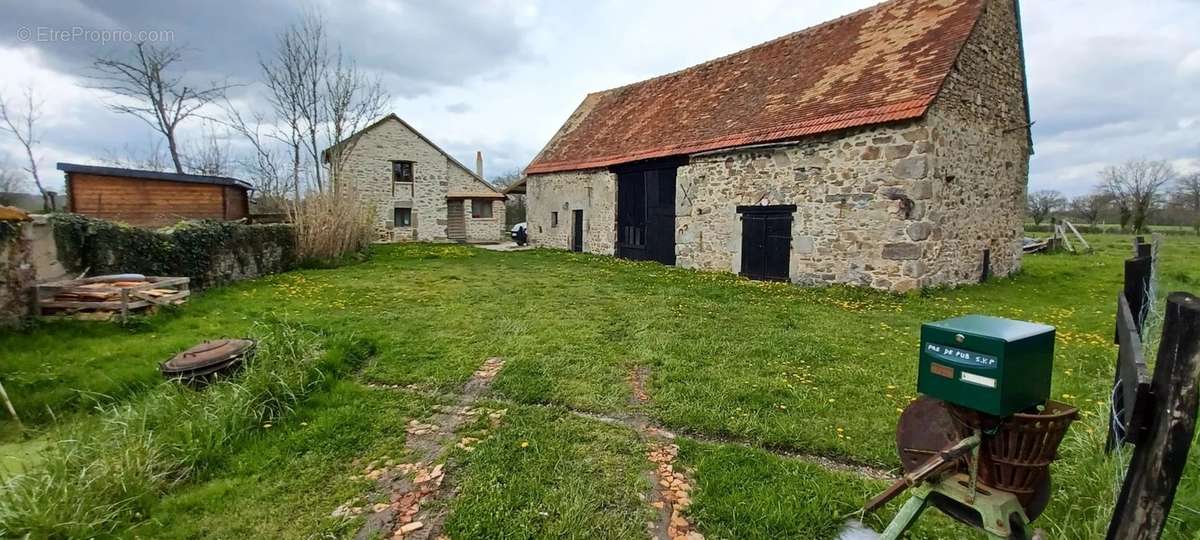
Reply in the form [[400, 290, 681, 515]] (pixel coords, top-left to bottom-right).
[[0, 208, 35, 328], [48, 214, 296, 289]]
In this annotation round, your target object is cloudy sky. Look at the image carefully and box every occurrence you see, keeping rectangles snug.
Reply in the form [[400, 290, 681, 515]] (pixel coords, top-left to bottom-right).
[[0, 0, 1197, 196]]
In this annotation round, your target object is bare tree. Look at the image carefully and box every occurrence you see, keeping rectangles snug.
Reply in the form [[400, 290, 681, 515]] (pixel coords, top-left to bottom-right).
[[323, 51, 388, 189], [258, 18, 316, 199], [492, 169, 526, 227], [1176, 172, 1200, 234], [223, 101, 291, 208], [1069, 191, 1109, 226], [1027, 189, 1066, 226], [91, 42, 231, 173], [1102, 159, 1176, 234], [182, 123, 233, 176], [0, 86, 54, 211], [101, 139, 172, 171], [0, 160, 27, 207], [265, 10, 386, 192]]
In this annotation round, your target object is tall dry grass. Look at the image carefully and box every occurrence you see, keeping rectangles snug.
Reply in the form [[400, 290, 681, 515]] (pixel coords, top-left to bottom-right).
[[0, 321, 370, 538], [289, 187, 376, 262]]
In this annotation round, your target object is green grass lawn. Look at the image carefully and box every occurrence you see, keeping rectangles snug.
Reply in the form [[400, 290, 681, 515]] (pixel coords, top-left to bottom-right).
[[2, 234, 1200, 538]]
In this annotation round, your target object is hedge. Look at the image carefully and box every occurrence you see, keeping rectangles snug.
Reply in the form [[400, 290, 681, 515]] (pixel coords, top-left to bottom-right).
[[50, 214, 297, 288]]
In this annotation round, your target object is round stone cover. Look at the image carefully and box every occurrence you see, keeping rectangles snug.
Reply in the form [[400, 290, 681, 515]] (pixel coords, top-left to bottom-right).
[[160, 339, 255, 377]]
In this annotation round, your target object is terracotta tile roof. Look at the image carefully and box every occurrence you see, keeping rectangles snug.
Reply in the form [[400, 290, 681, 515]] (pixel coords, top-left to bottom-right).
[[526, 0, 984, 175]]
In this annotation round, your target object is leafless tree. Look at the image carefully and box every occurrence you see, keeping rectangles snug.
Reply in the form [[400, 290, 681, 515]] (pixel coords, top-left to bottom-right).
[[182, 123, 233, 176], [0, 86, 54, 211], [264, 11, 387, 192], [257, 17, 316, 199], [1026, 189, 1066, 226], [323, 51, 388, 189], [492, 169, 526, 227], [1176, 172, 1200, 234], [0, 160, 27, 207], [1068, 191, 1109, 226], [101, 139, 172, 171], [1101, 159, 1176, 234], [223, 102, 291, 208], [91, 42, 232, 173]]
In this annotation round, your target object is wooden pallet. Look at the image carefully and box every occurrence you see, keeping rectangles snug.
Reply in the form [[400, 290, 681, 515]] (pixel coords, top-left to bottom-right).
[[37, 275, 191, 319]]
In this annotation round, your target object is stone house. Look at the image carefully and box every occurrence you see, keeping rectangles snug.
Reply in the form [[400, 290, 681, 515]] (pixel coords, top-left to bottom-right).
[[521, 0, 1033, 291], [330, 114, 506, 243]]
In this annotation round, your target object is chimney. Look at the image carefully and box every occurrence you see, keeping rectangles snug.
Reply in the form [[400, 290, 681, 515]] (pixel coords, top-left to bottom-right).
[[475, 151, 484, 180]]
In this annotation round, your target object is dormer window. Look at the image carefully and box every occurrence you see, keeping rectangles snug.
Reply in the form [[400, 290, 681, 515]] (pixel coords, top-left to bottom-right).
[[392, 161, 414, 183]]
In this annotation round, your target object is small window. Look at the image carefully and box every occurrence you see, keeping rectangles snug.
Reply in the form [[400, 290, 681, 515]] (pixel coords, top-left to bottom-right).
[[551, 211, 558, 227], [393, 207, 412, 227], [471, 200, 493, 219], [392, 161, 414, 183]]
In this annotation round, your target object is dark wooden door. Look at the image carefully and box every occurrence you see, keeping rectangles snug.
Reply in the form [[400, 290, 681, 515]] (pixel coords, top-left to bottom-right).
[[616, 171, 647, 260], [615, 158, 680, 266], [738, 205, 795, 281], [572, 209, 584, 252], [646, 168, 676, 266]]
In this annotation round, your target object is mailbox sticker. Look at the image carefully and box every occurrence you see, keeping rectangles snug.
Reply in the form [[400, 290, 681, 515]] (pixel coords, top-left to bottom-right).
[[930, 362, 954, 379], [960, 372, 997, 388], [923, 343, 998, 370]]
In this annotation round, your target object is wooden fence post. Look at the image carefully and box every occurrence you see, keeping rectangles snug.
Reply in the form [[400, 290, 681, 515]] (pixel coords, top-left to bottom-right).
[[1106, 293, 1200, 539]]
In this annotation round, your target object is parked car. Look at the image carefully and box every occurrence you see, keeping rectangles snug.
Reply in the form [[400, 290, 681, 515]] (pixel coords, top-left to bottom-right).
[[511, 222, 528, 245]]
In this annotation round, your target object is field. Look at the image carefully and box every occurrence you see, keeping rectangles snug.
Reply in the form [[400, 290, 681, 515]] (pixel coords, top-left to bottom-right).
[[2, 233, 1199, 538]]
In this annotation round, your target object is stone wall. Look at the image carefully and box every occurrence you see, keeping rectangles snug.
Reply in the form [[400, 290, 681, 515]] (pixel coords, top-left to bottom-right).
[[337, 117, 506, 243], [526, 169, 616, 255], [49, 214, 296, 289], [0, 211, 35, 327], [677, 121, 942, 290]]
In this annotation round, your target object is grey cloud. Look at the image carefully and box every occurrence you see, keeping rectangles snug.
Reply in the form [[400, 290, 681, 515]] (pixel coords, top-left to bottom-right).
[[1, 0, 536, 98]]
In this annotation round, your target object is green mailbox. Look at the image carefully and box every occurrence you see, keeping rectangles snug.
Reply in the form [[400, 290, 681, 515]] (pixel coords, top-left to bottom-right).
[[917, 315, 1055, 417]]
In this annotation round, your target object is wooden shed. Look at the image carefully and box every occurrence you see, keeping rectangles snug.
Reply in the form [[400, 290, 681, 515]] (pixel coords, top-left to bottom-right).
[[57, 163, 253, 227]]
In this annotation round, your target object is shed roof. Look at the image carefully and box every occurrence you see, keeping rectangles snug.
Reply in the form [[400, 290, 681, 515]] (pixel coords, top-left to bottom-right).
[[525, 0, 986, 175], [56, 163, 253, 190]]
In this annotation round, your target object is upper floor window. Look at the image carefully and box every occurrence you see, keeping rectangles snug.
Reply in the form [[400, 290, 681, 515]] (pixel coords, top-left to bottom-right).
[[471, 200, 493, 219], [392, 161, 414, 183]]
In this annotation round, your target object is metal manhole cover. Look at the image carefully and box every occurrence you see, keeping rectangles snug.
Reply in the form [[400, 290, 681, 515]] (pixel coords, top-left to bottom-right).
[[161, 339, 256, 380]]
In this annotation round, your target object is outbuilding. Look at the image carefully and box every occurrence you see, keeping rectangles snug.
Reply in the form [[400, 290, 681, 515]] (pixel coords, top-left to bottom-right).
[[57, 163, 252, 227], [523, 0, 1033, 292]]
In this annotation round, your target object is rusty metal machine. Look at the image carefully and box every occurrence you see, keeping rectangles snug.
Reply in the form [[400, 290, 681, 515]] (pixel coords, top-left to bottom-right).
[[863, 315, 1077, 539]]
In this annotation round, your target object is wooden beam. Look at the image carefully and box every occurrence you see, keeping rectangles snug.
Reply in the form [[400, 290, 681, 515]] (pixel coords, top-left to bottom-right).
[[1106, 292, 1200, 539]]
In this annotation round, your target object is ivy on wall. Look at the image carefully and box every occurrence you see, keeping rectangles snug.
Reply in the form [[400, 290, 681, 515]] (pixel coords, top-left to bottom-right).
[[50, 214, 297, 288]]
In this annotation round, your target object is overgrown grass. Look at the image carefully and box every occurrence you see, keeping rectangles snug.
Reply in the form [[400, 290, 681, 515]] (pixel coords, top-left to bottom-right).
[[0, 321, 370, 538], [2, 234, 1199, 538], [137, 382, 432, 539]]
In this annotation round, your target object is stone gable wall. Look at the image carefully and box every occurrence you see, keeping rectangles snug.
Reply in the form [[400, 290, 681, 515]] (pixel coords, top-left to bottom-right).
[[922, 0, 1030, 284], [337, 118, 505, 243], [526, 169, 616, 255]]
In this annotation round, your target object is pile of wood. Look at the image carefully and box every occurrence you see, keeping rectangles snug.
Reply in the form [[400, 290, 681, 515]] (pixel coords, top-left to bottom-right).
[[37, 274, 190, 320]]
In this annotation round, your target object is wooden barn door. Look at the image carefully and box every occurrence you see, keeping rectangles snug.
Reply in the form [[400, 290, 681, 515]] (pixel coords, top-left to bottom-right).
[[615, 157, 682, 266], [738, 205, 795, 281], [446, 200, 466, 240]]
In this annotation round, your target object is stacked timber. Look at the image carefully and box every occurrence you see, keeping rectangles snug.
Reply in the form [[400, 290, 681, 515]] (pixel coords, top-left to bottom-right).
[[37, 274, 190, 319]]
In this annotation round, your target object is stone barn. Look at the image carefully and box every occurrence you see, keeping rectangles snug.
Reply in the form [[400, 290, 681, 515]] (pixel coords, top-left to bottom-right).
[[522, 0, 1033, 291]]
